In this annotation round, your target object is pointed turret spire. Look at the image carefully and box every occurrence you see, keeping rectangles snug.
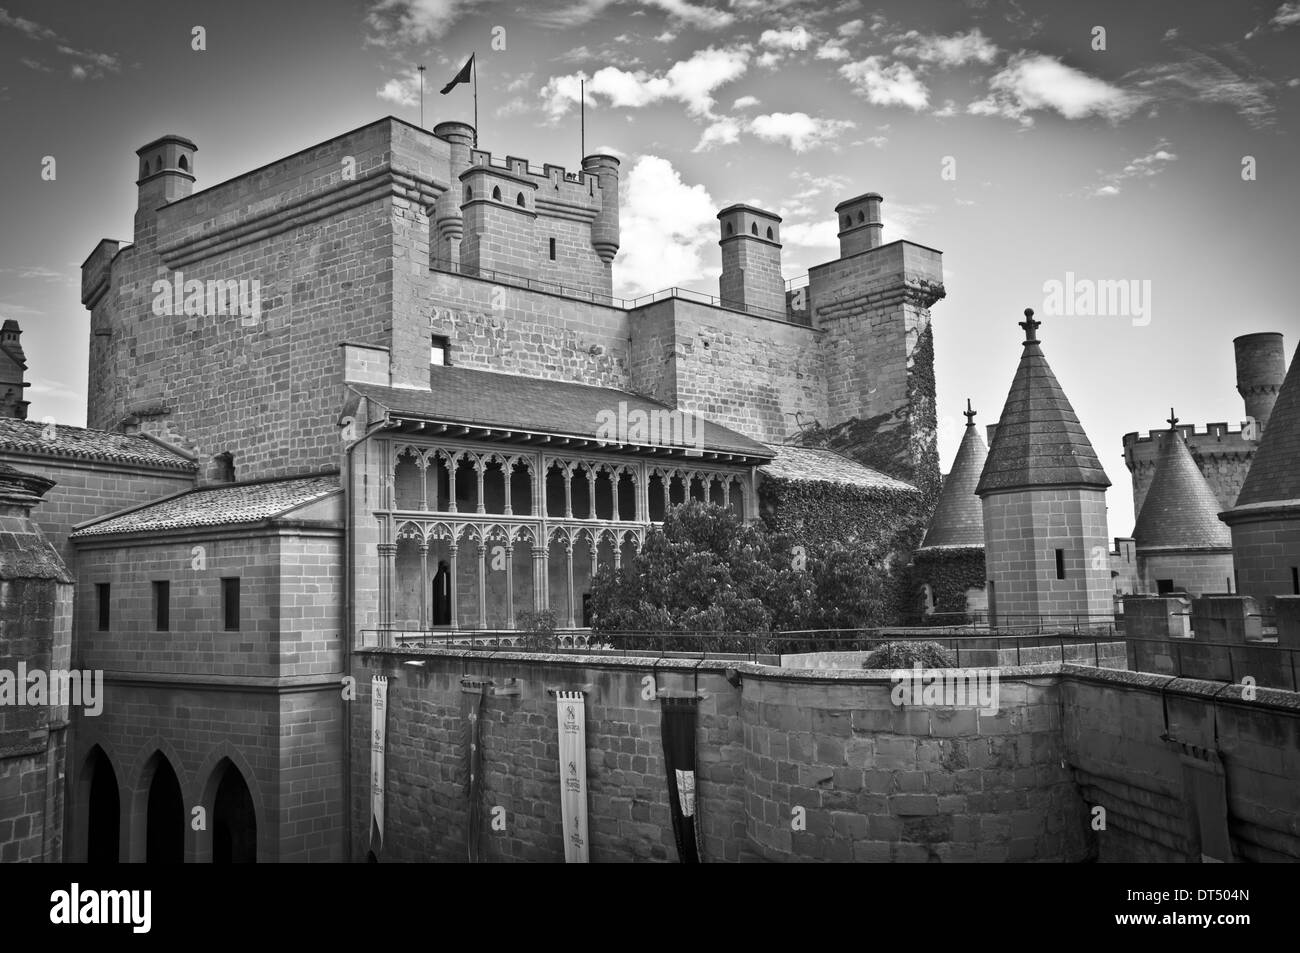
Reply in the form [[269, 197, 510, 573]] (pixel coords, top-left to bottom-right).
[[1133, 410, 1231, 551], [976, 307, 1110, 495], [921, 400, 987, 548]]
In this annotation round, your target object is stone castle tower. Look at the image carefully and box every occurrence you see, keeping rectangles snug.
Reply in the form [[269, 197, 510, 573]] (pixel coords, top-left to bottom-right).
[[1131, 411, 1234, 596], [1220, 338, 1300, 608], [976, 310, 1113, 622], [0, 320, 30, 420], [1124, 333, 1287, 515]]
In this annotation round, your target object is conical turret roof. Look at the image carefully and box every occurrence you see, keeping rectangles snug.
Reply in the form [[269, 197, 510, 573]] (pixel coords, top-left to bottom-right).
[[921, 400, 987, 548], [976, 309, 1110, 495], [1133, 412, 1231, 550], [1232, 340, 1300, 509]]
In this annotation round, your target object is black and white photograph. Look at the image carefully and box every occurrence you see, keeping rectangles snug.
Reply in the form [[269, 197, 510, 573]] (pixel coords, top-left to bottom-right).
[[0, 0, 1295, 928]]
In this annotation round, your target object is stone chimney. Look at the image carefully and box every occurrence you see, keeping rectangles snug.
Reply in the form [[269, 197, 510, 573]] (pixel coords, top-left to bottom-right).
[[835, 192, 883, 258]]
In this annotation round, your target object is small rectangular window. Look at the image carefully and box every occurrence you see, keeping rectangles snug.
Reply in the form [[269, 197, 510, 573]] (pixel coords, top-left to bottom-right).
[[1055, 549, 1065, 580], [222, 577, 241, 631], [1292, 567, 1299, 595], [430, 334, 449, 366], [153, 580, 170, 631], [96, 583, 110, 632], [549, 237, 556, 260], [1156, 579, 1175, 595]]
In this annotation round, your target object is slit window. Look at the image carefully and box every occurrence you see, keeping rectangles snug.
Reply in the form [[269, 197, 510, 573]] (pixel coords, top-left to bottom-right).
[[152, 580, 170, 632], [1293, 567, 1299, 595], [431, 334, 449, 366], [549, 237, 556, 260], [96, 583, 110, 631], [1055, 549, 1065, 580], [222, 578, 241, 631]]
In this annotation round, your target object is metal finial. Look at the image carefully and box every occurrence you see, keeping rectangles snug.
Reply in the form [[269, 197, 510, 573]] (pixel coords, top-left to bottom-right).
[[963, 398, 976, 426], [1019, 307, 1040, 344], [1167, 408, 1179, 429]]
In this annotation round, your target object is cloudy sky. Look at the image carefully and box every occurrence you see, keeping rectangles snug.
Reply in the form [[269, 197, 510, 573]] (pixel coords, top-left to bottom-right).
[[1, 0, 1298, 534]]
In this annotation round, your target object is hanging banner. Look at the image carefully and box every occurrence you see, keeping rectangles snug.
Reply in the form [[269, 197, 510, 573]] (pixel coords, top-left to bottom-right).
[[661, 695, 701, 863], [464, 683, 488, 863], [370, 676, 388, 857], [556, 691, 590, 863]]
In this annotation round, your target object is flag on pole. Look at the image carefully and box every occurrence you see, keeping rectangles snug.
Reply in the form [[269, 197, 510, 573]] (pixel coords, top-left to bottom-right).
[[441, 54, 474, 94]]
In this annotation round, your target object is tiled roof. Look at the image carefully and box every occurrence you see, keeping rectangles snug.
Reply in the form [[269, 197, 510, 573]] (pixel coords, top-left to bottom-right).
[[1233, 340, 1300, 509], [0, 418, 196, 471], [70, 475, 340, 537], [976, 321, 1110, 494], [1133, 428, 1231, 550], [759, 445, 917, 491], [351, 366, 772, 459], [921, 421, 987, 548]]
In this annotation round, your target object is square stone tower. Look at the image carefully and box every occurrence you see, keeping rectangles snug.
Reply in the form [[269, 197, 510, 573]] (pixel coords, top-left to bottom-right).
[[976, 310, 1114, 623]]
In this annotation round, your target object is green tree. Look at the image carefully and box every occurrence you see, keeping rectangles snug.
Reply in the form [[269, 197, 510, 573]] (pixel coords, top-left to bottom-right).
[[586, 501, 894, 641]]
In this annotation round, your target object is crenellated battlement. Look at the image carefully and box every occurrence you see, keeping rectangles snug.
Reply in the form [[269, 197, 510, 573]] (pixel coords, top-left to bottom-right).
[[464, 148, 608, 210], [1122, 422, 1257, 448]]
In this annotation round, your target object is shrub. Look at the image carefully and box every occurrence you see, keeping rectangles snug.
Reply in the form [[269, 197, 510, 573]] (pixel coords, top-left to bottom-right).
[[516, 608, 558, 651], [862, 640, 955, 669]]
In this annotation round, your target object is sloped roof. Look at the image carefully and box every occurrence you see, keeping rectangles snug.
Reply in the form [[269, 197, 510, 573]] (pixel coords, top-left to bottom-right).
[[760, 445, 917, 491], [1133, 426, 1231, 550], [1232, 339, 1300, 509], [921, 419, 987, 548], [70, 475, 339, 537], [350, 365, 772, 459], [976, 314, 1110, 494], [0, 418, 196, 471]]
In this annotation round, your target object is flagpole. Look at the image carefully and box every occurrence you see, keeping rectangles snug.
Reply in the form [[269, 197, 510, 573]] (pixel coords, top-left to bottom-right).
[[418, 65, 426, 128], [472, 53, 478, 148], [580, 78, 585, 161]]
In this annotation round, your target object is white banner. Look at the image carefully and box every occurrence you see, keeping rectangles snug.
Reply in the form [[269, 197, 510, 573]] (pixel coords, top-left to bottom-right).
[[557, 691, 590, 863], [370, 676, 388, 855]]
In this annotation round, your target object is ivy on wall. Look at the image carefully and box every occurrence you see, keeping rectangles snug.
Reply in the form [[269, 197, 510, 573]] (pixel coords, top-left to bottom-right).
[[758, 475, 929, 621], [909, 546, 986, 621]]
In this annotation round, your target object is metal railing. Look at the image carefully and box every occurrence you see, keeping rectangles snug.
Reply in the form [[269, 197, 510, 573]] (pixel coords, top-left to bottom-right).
[[1124, 635, 1300, 692], [430, 259, 808, 325], [358, 626, 1127, 667]]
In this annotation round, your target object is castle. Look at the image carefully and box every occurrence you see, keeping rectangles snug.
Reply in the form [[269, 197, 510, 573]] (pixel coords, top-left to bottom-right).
[[2, 115, 1296, 863], [1, 117, 944, 861]]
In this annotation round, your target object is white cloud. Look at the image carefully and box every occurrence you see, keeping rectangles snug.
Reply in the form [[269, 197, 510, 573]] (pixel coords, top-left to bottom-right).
[[891, 28, 998, 66], [732, 95, 760, 108], [1090, 141, 1178, 197], [694, 117, 742, 150], [1272, 2, 1300, 27], [615, 156, 719, 296], [816, 39, 850, 61], [759, 26, 811, 51], [1129, 47, 1277, 128], [837, 19, 865, 37], [541, 46, 751, 121], [750, 111, 855, 151], [643, 0, 735, 29], [366, 0, 479, 44], [970, 53, 1144, 123], [378, 74, 421, 107], [656, 30, 676, 42], [757, 50, 782, 68], [840, 57, 930, 110], [782, 220, 840, 247]]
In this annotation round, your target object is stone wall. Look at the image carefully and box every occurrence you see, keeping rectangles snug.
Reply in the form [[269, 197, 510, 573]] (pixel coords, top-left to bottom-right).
[[351, 649, 1113, 863], [66, 524, 346, 861], [1137, 549, 1235, 598], [1123, 424, 1255, 516], [982, 487, 1113, 620], [0, 454, 194, 567], [1063, 665, 1300, 862]]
